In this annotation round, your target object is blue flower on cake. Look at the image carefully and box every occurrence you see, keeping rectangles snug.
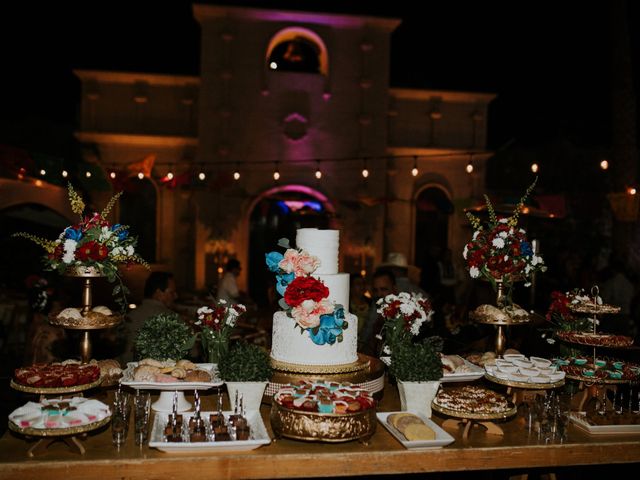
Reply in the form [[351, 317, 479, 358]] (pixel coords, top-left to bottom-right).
[[265, 238, 348, 346]]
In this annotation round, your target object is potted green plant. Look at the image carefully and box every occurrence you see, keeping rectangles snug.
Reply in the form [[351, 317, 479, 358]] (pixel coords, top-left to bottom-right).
[[389, 336, 444, 418], [134, 312, 196, 361], [218, 342, 273, 411]]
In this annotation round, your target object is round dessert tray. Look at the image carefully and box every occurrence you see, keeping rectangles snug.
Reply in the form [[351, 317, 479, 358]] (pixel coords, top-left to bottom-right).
[[484, 373, 565, 390], [8, 415, 111, 438], [555, 331, 634, 348], [64, 265, 105, 278], [266, 354, 386, 401], [10, 377, 103, 395], [568, 302, 621, 315], [469, 311, 532, 326], [269, 401, 377, 444], [432, 401, 517, 421], [563, 372, 631, 385], [48, 312, 122, 330]]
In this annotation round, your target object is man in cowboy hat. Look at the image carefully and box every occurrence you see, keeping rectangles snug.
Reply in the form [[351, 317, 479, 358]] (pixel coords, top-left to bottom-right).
[[378, 252, 426, 296]]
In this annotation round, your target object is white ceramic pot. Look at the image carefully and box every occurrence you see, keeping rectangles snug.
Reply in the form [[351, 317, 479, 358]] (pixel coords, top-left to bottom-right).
[[225, 381, 268, 412], [397, 380, 441, 418]]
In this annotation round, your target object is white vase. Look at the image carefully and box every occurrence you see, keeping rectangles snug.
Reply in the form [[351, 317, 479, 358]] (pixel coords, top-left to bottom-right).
[[397, 380, 441, 418], [225, 381, 268, 412]]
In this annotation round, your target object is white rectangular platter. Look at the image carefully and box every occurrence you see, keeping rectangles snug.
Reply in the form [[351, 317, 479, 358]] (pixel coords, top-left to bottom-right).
[[149, 410, 271, 452], [569, 412, 640, 435], [440, 357, 484, 383], [377, 411, 455, 449], [120, 363, 223, 390]]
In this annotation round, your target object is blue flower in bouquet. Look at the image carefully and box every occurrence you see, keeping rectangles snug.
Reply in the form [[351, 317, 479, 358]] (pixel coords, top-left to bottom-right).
[[64, 227, 83, 241], [266, 251, 284, 272]]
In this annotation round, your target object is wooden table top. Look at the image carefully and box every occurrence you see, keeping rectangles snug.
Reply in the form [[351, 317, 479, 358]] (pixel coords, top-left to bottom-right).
[[1, 381, 639, 480]]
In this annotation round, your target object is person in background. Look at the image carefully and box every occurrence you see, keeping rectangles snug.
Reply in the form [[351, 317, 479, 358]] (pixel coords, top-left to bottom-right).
[[216, 259, 242, 303], [379, 252, 426, 296], [359, 269, 397, 357], [349, 273, 371, 338], [119, 271, 178, 364]]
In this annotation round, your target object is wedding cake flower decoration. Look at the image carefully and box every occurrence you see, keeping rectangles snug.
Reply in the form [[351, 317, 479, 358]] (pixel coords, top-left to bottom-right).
[[265, 238, 347, 346], [196, 300, 246, 364], [13, 183, 149, 309], [463, 178, 546, 300], [377, 292, 434, 357]]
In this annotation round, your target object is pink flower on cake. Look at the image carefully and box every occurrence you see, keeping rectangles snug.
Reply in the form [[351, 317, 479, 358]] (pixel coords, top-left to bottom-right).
[[291, 298, 334, 329], [278, 249, 320, 277]]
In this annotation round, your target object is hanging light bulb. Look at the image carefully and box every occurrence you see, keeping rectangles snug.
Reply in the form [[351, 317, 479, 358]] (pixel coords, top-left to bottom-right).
[[530, 163, 539, 173], [273, 169, 280, 181], [137, 172, 144, 180], [600, 159, 609, 170], [198, 171, 206, 181], [465, 161, 474, 174], [361, 168, 369, 178], [628, 187, 637, 195], [166, 171, 174, 180], [39, 169, 46, 176], [110, 171, 116, 179], [62, 170, 68, 178], [233, 170, 240, 180], [85, 171, 92, 178], [315, 161, 322, 179], [411, 156, 418, 177]]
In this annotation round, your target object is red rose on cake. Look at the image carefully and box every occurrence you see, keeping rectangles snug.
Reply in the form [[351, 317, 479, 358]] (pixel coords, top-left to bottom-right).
[[284, 276, 329, 307]]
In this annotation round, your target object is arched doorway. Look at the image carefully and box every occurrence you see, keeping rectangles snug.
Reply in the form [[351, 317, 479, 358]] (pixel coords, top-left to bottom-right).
[[414, 185, 453, 292], [248, 185, 334, 307]]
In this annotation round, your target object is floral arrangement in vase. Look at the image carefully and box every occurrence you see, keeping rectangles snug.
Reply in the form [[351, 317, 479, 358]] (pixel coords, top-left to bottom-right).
[[376, 292, 434, 357], [13, 183, 148, 310], [540, 290, 596, 344], [265, 238, 347, 346], [463, 178, 546, 306], [195, 299, 246, 364]]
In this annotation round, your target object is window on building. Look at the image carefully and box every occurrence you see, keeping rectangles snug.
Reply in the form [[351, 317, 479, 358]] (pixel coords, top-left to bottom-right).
[[268, 37, 321, 74]]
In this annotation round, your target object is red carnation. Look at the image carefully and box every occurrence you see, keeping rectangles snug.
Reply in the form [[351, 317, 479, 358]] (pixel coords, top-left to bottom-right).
[[75, 241, 108, 261], [284, 276, 329, 307]]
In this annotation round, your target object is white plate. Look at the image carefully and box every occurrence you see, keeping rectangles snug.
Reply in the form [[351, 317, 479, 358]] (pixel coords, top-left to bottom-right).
[[569, 412, 640, 435], [120, 363, 223, 390], [149, 410, 271, 452], [440, 357, 484, 383], [377, 411, 455, 449]]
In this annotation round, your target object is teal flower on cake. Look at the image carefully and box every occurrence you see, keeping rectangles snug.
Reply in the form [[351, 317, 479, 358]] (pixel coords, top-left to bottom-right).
[[307, 307, 347, 345]]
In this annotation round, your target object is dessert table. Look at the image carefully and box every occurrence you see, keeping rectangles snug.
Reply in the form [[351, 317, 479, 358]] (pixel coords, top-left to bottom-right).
[[1, 381, 639, 480]]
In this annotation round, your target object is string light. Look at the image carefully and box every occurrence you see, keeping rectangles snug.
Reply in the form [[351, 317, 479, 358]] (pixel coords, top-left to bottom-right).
[[137, 172, 145, 179], [530, 163, 539, 173], [85, 171, 92, 178], [62, 170, 68, 178], [628, 187, 637, 195], [465, 161, 474, 174], [198, 171, 206, 181], [315, 160, 322, 179], [600, 159, 609, 170], [273, 162, 280, 181], [166, 171, 174, 180], [361, 158, 369, 178], [39, 169, 46, 176], [233, 170, 240, 180], [110, 171, 116, 179]]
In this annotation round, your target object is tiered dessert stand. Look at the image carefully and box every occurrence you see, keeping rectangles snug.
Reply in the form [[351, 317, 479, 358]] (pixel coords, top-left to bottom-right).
[[469, 279, 533, 357], [555, 287, 638, 412], [48, 266, 122, 363]]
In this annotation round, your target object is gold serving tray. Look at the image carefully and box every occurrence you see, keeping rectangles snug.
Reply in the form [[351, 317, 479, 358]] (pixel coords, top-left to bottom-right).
[[48, 312, 122, 330], [484, 373, 565, 390], [271, 356, 369, 374], [8, 415, 111, 437], [564, 373, 631, 385], [270, 401, 377, 443], [10, 377, 103, 395], [64, 265, 105, 278], [470, 311, 532, 326], [432, 401, 517, 421], [568, 303, 620, 315], [555, 331, 634, 348]]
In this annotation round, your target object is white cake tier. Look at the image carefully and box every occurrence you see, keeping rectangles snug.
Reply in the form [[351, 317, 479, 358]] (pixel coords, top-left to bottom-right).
[[270, 311, 358, 366], [314, 273, 349, 311], [296, 228, 339, 275]]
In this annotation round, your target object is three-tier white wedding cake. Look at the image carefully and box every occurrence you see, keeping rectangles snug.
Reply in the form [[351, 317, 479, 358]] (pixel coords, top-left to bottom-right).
[[270, 228, 358, 367]]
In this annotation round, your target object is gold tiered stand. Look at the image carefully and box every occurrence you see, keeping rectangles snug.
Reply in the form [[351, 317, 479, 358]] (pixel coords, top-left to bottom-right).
[[469, 279, 532, 357], [49, 265, 122, 363]]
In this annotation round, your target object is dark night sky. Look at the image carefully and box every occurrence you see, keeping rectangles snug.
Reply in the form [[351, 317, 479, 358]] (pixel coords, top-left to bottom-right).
[[0, 1, 637, 153]]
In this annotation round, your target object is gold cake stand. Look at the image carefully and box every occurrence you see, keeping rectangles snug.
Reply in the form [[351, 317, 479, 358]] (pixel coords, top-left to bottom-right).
[[433, 402, 517, 440]]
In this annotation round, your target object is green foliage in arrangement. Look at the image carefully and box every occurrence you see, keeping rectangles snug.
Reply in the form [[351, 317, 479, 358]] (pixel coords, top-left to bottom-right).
[[218, 342, 273, 382], [389, 336, 444, 382], [134, 312, 196, 360]]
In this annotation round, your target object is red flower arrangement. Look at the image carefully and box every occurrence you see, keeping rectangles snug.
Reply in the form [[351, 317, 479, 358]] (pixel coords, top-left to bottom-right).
[[283, 276, 329, 307]]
